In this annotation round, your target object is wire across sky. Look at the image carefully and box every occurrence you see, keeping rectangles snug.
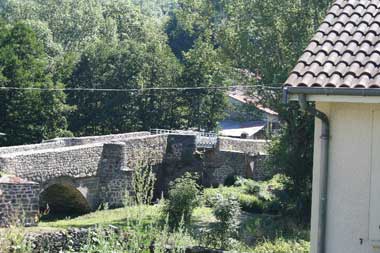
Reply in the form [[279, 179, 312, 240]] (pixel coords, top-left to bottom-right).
[[0, 84, 283, 93]]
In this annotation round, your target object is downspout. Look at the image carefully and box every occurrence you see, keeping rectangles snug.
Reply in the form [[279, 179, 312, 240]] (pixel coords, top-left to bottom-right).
[[298, 94, 329, 253], [283, 88, 329, 253]]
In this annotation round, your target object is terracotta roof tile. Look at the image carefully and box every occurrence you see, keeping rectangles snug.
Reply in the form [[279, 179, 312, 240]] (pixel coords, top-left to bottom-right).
[[285, 0, 380, 88]]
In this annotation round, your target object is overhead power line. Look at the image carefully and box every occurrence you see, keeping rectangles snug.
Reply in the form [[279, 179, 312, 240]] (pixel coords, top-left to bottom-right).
[[0, 85, 283, 93]]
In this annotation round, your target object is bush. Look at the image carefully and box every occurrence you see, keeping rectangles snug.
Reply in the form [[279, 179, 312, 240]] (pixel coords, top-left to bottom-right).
[[202, 194, 241, 249], [224, 174, 238, 186], [238, 194, 264, 213], [163, 173, 201, 229], [203, 185, 265, 213], [243, 180, 261, 195], [132, 162, 156, 205], [0, 226, 31, 253], [203, 187, 242, 207]]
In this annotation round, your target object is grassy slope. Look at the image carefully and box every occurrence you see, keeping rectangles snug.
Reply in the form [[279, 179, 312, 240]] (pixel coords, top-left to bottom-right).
[[39, 205, 215, 230], [0, 205, 310, 252], [39, 205, 309, 245]]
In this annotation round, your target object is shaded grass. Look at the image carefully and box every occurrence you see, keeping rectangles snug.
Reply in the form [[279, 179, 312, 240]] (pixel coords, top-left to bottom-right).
[[39, 205, 309, 246], [39, 205, 159, 229], [0, 204, 310, 252]]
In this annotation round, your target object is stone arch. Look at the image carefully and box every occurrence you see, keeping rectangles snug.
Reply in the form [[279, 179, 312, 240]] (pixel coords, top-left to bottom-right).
[[40, 177, 91, 217]]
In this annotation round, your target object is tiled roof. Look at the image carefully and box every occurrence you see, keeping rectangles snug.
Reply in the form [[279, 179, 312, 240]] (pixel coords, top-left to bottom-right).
[[285, 0, 380, 89]]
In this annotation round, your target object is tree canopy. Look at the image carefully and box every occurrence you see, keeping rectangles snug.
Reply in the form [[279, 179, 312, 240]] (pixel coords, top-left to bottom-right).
[[0, 0, 334, 219], [0, 21, 71, 146]]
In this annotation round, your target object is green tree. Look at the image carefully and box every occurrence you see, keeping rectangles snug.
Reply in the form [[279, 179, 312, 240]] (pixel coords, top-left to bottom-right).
[[266, 104, 315, 221], [34, 0, 104, 51], [67, 36, 182, 136], [217, 0, 331, 84], [0, 22, 71, 146], [181, 38, 229, 130]]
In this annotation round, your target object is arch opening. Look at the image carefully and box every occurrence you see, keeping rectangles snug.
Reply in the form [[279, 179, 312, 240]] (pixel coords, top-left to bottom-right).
[[40, 183, 91, 220]]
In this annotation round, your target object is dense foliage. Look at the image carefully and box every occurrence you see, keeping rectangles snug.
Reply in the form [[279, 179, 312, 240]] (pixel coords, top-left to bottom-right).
[[0, 22, 71, 146], [163, 173, 201, 229], [0, 0, 230, 142], [204, 175, 286, 214], [0, 0, 331, 138], [0, 0, 333, 221], [202, 194, 241, 249]]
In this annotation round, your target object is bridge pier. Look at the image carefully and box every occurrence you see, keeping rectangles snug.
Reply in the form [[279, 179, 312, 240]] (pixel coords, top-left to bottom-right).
[[98, 142, 133, 208]]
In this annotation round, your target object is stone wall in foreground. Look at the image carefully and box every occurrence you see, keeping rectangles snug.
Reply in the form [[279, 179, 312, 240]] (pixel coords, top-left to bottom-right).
[[0, 176, 39, 227], [27, 227, 231, 253]]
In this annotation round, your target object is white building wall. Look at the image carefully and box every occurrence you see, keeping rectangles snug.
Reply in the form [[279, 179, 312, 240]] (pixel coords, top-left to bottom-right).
[[311, 102, 380, 253]]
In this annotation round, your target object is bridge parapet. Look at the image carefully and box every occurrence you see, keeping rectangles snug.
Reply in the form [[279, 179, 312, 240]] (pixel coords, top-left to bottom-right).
[[0, 132, 150, 155], [217, 137, 268, 155], [0, 134, 169, 184]]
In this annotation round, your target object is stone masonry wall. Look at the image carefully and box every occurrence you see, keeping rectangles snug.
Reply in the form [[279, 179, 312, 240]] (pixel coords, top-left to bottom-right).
[[0, 135, 168, 184], [26, 228, 232, 253], [0, 144, 105, 183], [217, 137, 268, 154], [0, 176, 39, 227], [203, 150, 250, 186], [98, 142, 132, 208], [0, 132, 149, 155], [98, 135, 169, 207], [0, 132, 269, 225], [123, 134, 168, 169], [44, 132, 150, 146], [0, 134, 169, 212]]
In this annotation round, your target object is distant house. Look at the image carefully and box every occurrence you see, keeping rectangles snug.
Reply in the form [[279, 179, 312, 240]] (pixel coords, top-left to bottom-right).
[[219, 89, 278, 139], [284, 1, 380, 253]]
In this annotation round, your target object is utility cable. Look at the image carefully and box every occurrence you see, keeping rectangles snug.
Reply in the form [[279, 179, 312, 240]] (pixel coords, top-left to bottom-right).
[[0, 84, 283, 93]]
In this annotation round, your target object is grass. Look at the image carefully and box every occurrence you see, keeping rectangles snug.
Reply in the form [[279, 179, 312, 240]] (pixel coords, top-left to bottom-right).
[[38, 205, 309, 250], [0, 205, 310, 252], [39, 205, 160, 229]]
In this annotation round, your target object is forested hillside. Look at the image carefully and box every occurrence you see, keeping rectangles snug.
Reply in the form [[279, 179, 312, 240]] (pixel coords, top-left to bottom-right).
[[0, 0, 331, 148]]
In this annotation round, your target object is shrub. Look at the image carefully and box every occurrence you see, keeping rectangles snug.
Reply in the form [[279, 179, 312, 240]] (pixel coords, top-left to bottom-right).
[[224, 174, 238, 186], [204, 186, 264, 213], [163, 173, 201, 229], [79, 227, 127, 253], [0, 225, 31, 253], [243, 180, 261, 195], [132, 162, 156, 205], [203, 187, 242, 207], [202, 194, 241, 249], [238, 194, 264, 213]]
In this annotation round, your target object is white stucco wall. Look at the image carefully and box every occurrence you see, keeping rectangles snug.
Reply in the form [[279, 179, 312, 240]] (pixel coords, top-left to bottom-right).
[[312, 102, 380, 253]]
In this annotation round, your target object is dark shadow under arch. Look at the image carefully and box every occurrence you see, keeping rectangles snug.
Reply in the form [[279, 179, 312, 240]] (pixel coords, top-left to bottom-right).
[[40, 183, 91, 219]]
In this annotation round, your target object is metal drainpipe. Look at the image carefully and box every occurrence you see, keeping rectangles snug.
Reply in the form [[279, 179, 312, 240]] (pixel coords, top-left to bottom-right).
[[298, 94, 329, 253]]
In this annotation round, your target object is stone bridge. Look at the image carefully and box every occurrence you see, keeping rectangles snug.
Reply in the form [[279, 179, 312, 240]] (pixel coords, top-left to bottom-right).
[[0, 132, 267, 226]]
